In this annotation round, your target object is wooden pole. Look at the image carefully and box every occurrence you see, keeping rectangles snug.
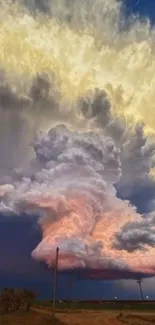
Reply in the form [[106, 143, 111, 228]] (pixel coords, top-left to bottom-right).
[[52, 247, 59, 318], [137, 279, 144, 300]]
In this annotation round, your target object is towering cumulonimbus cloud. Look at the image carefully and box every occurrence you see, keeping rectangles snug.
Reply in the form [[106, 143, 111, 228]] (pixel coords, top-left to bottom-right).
[[0, 124, 155, 278], [0, 125, 122, 264], [1, 0, 155, 278]]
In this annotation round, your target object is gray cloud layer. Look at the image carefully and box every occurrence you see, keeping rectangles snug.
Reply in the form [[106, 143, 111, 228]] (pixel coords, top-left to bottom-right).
[[113, 213, 155, 252], [78, 89, 155, 198]]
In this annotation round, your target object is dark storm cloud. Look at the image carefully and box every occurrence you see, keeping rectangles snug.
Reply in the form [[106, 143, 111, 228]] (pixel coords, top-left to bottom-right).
[[1, 67, 155, 207], [79, 88, 155, 200], [0, 72, 59, 113], [14, 0, 51, 13], [29, 73, 59, 112], [1, 0, 155, 286], [0, 121, 154, 278], [0, 72, 60, 180], [1, 74, 155, 263], [113, 213, 155, 252], [78, 88, 111, 127]]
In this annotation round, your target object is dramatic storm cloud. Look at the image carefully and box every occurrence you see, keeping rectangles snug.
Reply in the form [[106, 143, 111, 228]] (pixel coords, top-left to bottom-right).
[[0, 124, 154, 278], [0, 125, 123, 265], [1, 0, 155, 279], [113, 213, 155, 252]]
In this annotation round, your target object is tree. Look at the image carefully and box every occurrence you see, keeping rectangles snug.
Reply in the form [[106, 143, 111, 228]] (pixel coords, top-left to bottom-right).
[[0, 288, 15, 312], [11, 289, 23, 311], [21, 289, 36, 312], [0, 288, 36, 313]]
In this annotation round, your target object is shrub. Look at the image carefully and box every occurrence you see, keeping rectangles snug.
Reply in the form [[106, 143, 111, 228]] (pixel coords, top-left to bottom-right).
[[0, 288, 36, 313]]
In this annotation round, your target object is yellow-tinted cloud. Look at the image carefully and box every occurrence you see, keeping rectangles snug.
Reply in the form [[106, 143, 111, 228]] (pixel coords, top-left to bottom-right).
[[0, 0, 155, 134]]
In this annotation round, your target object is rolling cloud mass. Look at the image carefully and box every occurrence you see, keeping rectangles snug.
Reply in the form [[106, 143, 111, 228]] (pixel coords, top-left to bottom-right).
[[0, 0, 155, 279]]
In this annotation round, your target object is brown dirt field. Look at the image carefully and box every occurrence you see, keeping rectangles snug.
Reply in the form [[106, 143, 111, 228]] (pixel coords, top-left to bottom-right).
[[57, 311, 123, 325], [33, 308, 124, 325], [33, 308, 155, 325], [117, 313, 155, 325], [0, 311, 61, 325]]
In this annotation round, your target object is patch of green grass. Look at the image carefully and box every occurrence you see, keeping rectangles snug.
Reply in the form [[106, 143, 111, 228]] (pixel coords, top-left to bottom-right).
[[34, 300, 155, 312]]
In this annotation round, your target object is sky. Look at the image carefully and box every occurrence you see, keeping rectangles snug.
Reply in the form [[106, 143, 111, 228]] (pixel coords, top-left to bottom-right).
[[125, 0, 155, 23], [1, 0, 155, 300]]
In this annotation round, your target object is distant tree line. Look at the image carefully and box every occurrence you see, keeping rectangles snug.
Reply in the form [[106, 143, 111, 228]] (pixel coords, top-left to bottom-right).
[[0, 288, 36, 313]]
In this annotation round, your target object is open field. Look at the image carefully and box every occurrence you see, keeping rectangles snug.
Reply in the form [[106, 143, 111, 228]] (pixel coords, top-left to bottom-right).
[[35, 310, 123, 325], [1, 308, 155, 325], [33, 301, 155, 325], [34, 300, 155, 312], [33, 308, 155, 325], [57, 312, 155, 325], [0, 311, 65, 325]]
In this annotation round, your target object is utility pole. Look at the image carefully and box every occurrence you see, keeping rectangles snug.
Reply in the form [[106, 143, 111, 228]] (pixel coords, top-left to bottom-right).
[[52, 247, 59, 318], [68, 278, 73, 307], [137, 279, 144, 300]]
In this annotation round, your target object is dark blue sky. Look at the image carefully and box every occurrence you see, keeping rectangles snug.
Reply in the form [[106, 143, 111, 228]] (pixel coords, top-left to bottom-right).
[[1, 0, 155, 300], [125, 0, 155, 23]]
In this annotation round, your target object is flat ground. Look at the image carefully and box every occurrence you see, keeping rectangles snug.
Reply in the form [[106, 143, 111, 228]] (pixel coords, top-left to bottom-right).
[[0, 311, 65, 325], [57, 312, 155, 325], [34, 300, 155, 312], [33, 306, 155, 325], [1, 309, 155, 325]]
